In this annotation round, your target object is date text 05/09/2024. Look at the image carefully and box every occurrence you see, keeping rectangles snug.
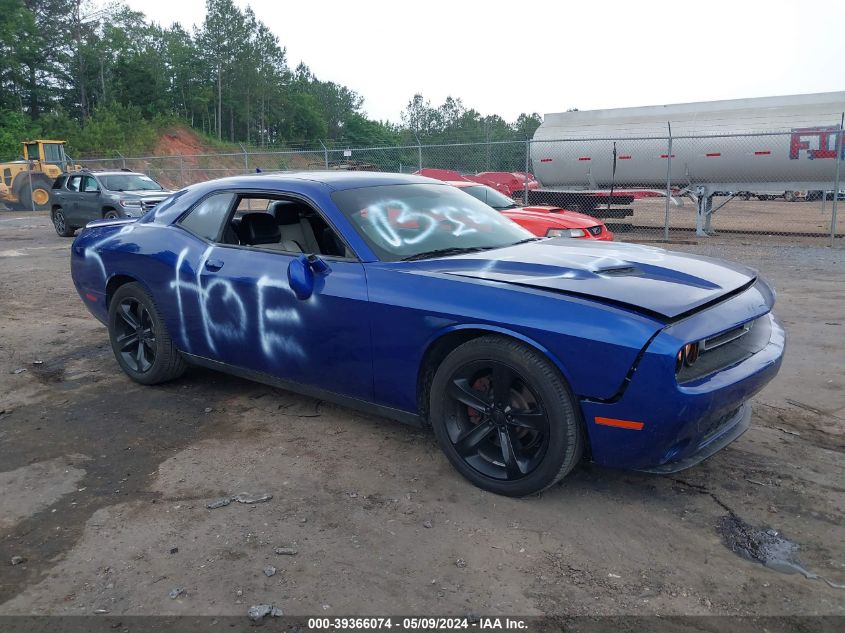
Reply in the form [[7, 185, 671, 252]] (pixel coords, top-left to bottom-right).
[[307, 617, 528, 630]]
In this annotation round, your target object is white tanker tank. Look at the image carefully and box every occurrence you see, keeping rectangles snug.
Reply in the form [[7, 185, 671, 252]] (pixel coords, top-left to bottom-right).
[[531, 92, 845, 193]]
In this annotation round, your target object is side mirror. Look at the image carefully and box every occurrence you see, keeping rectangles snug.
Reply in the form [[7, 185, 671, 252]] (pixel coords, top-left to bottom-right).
[[287, 254, 331, 300]]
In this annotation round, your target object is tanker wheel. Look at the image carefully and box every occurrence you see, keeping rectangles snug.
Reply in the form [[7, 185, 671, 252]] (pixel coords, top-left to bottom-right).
[[784, 191, 797, 203], [18, 175, 53, 211]]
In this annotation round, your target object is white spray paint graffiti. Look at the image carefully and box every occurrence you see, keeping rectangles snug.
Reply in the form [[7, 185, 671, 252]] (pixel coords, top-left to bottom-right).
[[169, 250, 306, 360], [84, 225, 134, 280], [172, 248, 191, 348], [257, 276, 305, 358], [362, 200, 504, 248], [84, 227, 309, 364]]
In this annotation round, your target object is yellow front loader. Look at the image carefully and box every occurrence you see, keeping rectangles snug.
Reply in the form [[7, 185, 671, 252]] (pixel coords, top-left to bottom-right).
[[0, 140, 79, 211]]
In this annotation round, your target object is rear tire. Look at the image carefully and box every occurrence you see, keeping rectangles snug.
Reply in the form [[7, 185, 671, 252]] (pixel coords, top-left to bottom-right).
[[51, 207, 75, 237], [108, 282, 186, 385], [103, 209, 119, 219], [428, 335, 583, 497]]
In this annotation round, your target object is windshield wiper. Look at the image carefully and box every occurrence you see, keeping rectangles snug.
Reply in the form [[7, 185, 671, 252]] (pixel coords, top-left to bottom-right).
[[509, 237, 542, 245], [400, 246, 497, 262]]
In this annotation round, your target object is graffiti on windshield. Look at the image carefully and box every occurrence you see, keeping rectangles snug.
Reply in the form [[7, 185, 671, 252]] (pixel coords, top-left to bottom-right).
[[360, 199, 505, 248]]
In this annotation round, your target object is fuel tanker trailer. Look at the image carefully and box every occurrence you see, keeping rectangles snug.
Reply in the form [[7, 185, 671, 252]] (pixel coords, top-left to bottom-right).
[[530, 92, 845, 234]]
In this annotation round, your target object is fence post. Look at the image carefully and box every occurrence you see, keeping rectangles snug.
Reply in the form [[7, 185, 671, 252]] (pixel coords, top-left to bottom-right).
[[524, 138, 531, 205], [179, 156, 185, 188], [27, 163, 34, 212], [414, 133, 422, 171], [831, 113, 843, 247], [664, 122, 673, 241], [239, 143, 249, 174], [319, 140, 329, 169], [117, 151, 126, 170]]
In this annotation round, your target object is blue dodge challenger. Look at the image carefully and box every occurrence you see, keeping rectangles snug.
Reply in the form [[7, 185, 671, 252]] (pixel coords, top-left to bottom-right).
[[70, 172, 784, 496]]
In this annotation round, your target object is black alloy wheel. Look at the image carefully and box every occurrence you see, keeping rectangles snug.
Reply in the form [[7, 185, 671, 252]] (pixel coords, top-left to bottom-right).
[[52, 208, 74, 237], [429, 335, 583, 497], [108, 282, 186, 384], [113, 297, 157, 373], [445, 360, 550, 481]]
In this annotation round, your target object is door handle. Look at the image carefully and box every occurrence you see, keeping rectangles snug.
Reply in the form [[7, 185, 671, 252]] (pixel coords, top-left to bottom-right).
[[204, 258, 224, 272]]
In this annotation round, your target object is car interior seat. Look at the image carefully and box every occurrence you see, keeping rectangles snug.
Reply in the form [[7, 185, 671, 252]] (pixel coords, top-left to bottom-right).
[[269, 201, 320, 253], [236, 212, 287, 249]]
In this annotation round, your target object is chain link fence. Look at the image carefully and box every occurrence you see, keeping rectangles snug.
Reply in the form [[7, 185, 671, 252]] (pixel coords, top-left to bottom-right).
[[69, 128, 844, 246]]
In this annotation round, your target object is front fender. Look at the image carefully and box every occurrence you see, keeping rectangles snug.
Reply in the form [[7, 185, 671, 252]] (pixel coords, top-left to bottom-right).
[[419, 322, 582, 395], [366, 265, 663, 413]]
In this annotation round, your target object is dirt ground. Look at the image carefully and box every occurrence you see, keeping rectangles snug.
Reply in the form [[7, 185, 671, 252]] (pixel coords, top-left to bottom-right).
[[0, 212, 843, 618], [622, 195, 842, 238]]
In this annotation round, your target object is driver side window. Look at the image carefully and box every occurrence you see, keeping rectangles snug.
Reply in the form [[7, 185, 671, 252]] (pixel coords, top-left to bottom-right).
[[179, 193, 236, 242], [228, 195, 352, 259]]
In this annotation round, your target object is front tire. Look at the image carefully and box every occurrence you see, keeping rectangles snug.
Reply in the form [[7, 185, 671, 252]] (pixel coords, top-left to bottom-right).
[[51, 207, 75, 237], [429, 335, 583, 497], [103, 209, 119, 219], [108, 282, 186, 385]]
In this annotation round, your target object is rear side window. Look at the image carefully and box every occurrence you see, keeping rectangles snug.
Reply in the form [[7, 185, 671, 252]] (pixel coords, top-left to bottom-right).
[[179, 193, 235, 241], [52, 176, 66, 189]]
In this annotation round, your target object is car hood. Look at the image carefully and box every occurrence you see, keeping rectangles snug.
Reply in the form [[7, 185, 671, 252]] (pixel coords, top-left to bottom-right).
[[405, 240, 757, 319], [502, 208, 601, 229], [114, 190, 172, 199]]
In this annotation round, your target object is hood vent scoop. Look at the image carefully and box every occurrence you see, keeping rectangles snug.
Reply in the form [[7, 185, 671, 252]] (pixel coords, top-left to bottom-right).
[[597, 265, 638, 277]]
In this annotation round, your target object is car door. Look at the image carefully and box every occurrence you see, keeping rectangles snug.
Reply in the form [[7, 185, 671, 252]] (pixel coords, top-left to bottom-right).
[[62, 175, 83, 225], [78, 175, 102, 222], [176, 193, 373, 401]]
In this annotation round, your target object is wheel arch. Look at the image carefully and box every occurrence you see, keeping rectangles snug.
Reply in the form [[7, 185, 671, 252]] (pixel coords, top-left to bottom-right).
[[416, 324, 579, 422], [105, 273, 143, 309]]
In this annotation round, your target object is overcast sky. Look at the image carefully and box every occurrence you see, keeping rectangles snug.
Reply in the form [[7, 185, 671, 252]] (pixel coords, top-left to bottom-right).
[[119, 0, 845, 124]]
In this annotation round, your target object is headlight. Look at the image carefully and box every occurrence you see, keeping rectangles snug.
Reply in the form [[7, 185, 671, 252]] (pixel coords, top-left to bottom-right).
[[119, 199, 143, 208], [546, 228, 586, 238]]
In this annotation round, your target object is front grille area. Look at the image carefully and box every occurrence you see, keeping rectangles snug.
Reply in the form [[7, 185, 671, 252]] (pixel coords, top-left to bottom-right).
[[677, 315, 771, 384], [140, 199, 165, 212], [587, 225, 603, 236]]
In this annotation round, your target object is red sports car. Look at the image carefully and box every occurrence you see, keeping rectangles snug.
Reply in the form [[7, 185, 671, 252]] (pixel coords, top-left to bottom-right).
[[416, 168, 541, 198], [447, 181, 613, 241], [471, 171, 541, 197]]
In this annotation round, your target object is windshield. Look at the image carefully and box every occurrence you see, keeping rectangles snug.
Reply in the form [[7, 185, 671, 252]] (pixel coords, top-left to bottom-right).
[[332, 183, 533, 262], [101, 174, 163, 192], [461, 184, 518, 210]]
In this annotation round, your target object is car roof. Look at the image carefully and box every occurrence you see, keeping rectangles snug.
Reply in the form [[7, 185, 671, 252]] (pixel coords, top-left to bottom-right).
[[78, 170, 147, 177], [185, 171, 437, 194]]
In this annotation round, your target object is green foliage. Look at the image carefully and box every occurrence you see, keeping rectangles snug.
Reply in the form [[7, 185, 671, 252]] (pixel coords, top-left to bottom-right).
[[71, 103, 159, 156], [0, 109, 35, 159], [0, 1, 545, 162], [341, 114, 401, 148]]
